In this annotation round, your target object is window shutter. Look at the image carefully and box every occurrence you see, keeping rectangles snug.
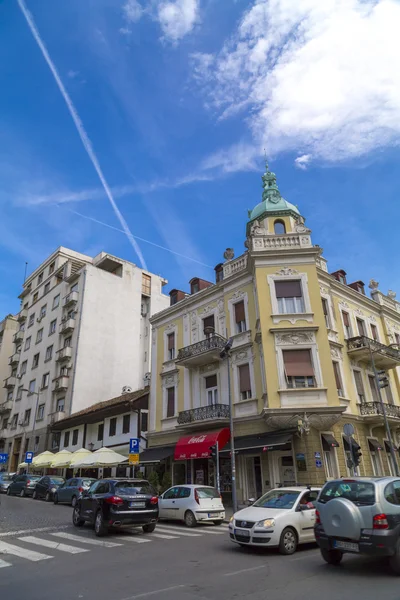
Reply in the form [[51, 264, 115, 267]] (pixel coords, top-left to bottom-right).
[[353, 371, 364, 395], [239, 364, 251, 392], [275, 280, 302, 298], [205, 375, 217, 388], [234, 301, 245, 323], [167, 387, 175, 418], [332, 362, 342, 392], [342, 312, 350, 327], [168, 333, 175, 349], [283, 350, 314, 376], [322, 298, 328, 316]]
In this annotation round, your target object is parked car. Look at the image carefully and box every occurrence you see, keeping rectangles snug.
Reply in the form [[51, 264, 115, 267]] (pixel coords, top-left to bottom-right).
[[6, 474, 42, 497], [33, 476, 65, 501], [0, 473, 13, 493], [159, 485, 225, 527], [73, 478, 159, 537], [315, 477, 400, 574], [54, 477, 97, 507], [229, 486, 320, 554]]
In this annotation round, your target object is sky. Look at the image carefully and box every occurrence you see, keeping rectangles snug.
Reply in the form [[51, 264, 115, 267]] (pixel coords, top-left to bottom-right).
[[1, 0, 400, 316]]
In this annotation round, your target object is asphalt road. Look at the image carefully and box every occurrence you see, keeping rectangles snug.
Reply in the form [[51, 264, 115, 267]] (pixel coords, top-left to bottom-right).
[[1, 493, 400, 600]]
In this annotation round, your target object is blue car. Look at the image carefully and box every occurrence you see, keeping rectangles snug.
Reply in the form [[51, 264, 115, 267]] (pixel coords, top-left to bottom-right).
[[54, 477, 97, 507], [0, 473, 13, 493]]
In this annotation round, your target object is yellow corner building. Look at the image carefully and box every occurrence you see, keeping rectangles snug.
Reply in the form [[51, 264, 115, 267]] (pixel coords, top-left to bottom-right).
[[145, 163, 400, 505]]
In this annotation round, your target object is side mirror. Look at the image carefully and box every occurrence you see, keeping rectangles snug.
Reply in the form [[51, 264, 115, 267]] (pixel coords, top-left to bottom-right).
[[247, 497, 256, 506]]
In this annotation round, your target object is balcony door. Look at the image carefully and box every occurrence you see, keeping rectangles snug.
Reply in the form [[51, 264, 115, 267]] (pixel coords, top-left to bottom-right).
[[205, 374, 218, 405]]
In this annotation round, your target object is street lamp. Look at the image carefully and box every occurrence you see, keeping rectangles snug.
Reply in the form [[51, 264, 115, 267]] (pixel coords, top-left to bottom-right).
[[204, 327, 237, 513], [21, 388, 41, 453]]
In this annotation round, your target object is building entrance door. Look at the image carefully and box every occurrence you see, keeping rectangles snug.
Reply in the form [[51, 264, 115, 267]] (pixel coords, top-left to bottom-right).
[[279, 456, 296, 485], [245, 456, 263, 500]]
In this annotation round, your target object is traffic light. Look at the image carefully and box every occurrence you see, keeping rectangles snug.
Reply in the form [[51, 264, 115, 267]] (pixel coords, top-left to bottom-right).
[[377, 371, 389, 389], [210, 445, 217, 462], [354, 448, 362, 467]]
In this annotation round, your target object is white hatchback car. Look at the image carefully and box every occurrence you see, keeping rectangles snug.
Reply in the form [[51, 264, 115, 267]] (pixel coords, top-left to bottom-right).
[[229, 486, 320, 554], [159, 484, 225, 527]]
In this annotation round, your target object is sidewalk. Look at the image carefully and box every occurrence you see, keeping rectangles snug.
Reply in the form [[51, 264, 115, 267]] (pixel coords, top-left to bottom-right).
[[223, 504, 246, 522]]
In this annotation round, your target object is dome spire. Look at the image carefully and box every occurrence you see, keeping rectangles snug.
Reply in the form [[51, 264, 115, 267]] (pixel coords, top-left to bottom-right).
[[261, 160, 281, 204]]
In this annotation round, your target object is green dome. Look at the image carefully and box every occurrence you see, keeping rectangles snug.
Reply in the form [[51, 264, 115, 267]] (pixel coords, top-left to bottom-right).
[[248, 162, 300, 224]]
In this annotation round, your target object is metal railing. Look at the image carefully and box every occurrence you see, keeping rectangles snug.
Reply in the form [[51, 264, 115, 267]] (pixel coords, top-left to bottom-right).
[[359, 401, 400, 419], [177, 335, 226, 361], [177, 403, 230, 425], [347, 336, 400, 361]]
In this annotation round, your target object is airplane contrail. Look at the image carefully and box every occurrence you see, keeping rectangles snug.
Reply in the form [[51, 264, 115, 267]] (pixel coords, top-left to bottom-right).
[[17, 0, 148, 270]]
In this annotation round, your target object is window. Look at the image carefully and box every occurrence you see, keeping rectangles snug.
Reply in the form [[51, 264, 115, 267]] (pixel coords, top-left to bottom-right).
[[44, 282, 50, 295], [170, 293, 177, 305], [122, 414, 130, 434], [49, 262, 55, 275], [167, 333, 175, 360], [283, 350, 316, 388], [275, 280, 304, 314], [274, 219, 286, 234], [72, 429, 79, 446], [40, 305, 47, 319], [205, 375, 218, 405], [34, 436, 39, 452], [395, 333, 400, 348], [215, 265, 223, 283], [343, 437, 360, 476], [28, 313, 35, 328], [38, 272, 44, 285], [37, 404, 45, 421], [191, 281, 199, 294], [64, 431, 70, 447], [368, 375, 379, 402], [332, 362, 344, 397], [52, 432, 61, 450], [356, 318, 366, 337], [7, 390, 13, 401], [321, 435, 339, 479], [45, 345, 53, 361], [342, 312, 352, 338], [234, 301, 246, 333], [141, 411, 148, 432], [386, 382, 394, 405], [11, 414, 18, 428], [49, 319, 57, 335], [36, 328, 43, 344], [24, 336, 31, 351], [52, 294, 60, 309], [109, 418, 117, 437], [20, 360, 27, 376], [32, 292, 38, 303], [321, 298, 330, 328], [239, 364, 252, 400], [166, 387, 175, 417], [41, 372, 50, 389], [203, 315, 215, 335], [32, 353, 40, 369], [369, 440, 383, 476], [16, 386, 23, 401], [142, 273, 151, 295], [353, 371, 365, 403], [64, 337, 72, 348], [56, 398, 65, 412], [98, 423, 104, 441], [385, 442, 397, 476], [28, 379, 36, 394], [24, 409, 31, 426], [370, 324, 379, 341]]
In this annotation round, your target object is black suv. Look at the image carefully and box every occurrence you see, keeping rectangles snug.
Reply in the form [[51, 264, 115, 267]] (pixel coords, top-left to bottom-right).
[[315, 477, 400, 574], [73, 478, 159, 537]]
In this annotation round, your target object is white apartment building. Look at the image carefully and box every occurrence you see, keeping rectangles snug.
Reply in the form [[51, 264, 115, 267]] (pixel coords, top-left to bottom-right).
[[2, 247, 169, 471], [0, 314, 19, 459]]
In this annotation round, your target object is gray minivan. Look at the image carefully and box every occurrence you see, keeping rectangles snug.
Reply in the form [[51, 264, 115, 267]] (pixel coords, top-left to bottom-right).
[[315, 477, 400, 574]]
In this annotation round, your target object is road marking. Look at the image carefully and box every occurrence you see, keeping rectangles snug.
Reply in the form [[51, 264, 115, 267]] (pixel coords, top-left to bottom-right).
[[51, 532, 122, 547], [223, 565, 265, 577], [159, 524, 225, 535], [19, 536, 89, 554], [0, 525, 69, 539], [119, 536, 152, 544], [147, 533, 179, 540], [154, 527, 202, 537], [120, 584, 186, 600], [0, 540, 52, 562], [0, 558, 12, 569]]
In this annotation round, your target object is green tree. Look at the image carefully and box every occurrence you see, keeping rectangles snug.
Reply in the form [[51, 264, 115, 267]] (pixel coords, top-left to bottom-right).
[[161, 471, 172, 493], [148, 470, 160, 493]]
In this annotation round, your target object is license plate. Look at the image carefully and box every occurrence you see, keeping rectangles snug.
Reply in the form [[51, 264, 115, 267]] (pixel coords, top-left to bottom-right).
[[208, 513, 219, 518], [334, 540, 359, 552], [234, 529, 250, 537], [130, 501, 146, 508]]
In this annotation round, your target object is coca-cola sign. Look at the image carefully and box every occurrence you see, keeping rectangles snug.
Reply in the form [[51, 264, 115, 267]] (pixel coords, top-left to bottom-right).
[[187, 435, 206, 445]]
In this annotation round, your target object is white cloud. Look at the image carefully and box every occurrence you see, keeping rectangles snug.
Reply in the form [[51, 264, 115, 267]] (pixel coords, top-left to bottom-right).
[[192, 0, 400, 163], [122, 0, 200, 42], [201, 142, 259, 173], [67, 69, 79, 79], [294, 154, 312, 170], [123, 0, 144, 23]]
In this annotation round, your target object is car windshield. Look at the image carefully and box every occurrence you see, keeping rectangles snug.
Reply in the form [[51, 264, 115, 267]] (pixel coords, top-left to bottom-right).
[[319, 480, 376, 506], [253, 490, 300, 509], [28, 476, 41, 481], [81, 479, 96, 487], [50, 478, 65, 484], [196, 487, 220, 499], [114, 482, 155, 495], [1, 475, 13, 481]]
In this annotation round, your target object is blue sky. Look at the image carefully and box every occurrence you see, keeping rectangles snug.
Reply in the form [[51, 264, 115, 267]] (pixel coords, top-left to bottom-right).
[[1, 0, 400, 316]]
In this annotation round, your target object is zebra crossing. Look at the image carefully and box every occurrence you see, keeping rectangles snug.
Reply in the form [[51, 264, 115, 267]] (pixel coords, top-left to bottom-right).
[[0, 522, 229, 570]]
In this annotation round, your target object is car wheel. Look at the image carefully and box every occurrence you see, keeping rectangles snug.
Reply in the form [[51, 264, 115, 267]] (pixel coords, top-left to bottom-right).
[[6, 487, 11, 496], [279, 527, 298, 555], [213, 520, 223, 526], [71, 496, 77, 508], [45, 492, 51, 502], [320, 548, 343, 566], [32, 490, 37, 499], [94, 511, 108, 537], [184, 510, 197, 528], [142, 523, 156, 533], [53, 494, 59, 505], [20, 488, 25, 498], [72, 506, 85, 528]]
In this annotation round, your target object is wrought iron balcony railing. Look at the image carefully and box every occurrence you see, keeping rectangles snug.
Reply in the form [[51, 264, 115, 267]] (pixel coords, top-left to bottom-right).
[[359, 401, 400, 419], [347, 336, 400, 369], [177, 403, 230, 425], [177, 335, 226, 363]]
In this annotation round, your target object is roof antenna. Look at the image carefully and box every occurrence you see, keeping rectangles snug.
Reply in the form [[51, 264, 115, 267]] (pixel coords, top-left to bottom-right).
[[24, 262, 28, 282]]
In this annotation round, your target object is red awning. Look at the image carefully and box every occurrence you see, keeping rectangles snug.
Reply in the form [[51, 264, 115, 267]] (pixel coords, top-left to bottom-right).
[[174, 428, 230, 460]]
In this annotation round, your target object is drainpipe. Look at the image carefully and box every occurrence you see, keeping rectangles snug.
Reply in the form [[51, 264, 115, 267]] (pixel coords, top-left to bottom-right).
[[68, 269, 87, 416]]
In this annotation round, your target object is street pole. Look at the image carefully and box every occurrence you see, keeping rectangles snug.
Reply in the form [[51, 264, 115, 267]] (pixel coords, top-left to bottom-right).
[[215, 440, 220, 494], [368, 345, 400, 477], [31, 391, 40, 453], [227, 353, 238, 513]]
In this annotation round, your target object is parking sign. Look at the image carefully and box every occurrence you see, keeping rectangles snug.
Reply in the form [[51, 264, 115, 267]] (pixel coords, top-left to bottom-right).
[[129, 438, 140, 454], [25, 452, 34, 464]]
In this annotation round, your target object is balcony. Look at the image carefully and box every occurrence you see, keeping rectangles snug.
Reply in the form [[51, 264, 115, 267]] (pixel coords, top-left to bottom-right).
[[347, 336, 400, 370], [63, 291, 79, 307], [13, 330, 24, 344], [177, 404, 230, 429], [359, 401, 400, 421], [4, 376, 16, 389], [0, 400, 13, 414], [52, 376, 69, 392], [176, 336, 226, 367], [56, 346, 72, 362], [18, 308, 28, 322], [8, 352, 21, 366], [50, 411, 66, 424], [60, 318, 75, 334]]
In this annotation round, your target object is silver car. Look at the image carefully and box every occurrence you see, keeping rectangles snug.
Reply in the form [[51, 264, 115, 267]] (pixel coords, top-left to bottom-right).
[[315, 477, 400, 574], [54, 477, 97, 507], [0, 473, 13, 493]]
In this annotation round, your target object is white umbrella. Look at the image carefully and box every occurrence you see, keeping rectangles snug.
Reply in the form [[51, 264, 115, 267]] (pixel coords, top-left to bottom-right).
[[69, 448, 93, 469], [50, 450, 72, 469], [76, 446, 128, 467], [32, 451, 55, 467]]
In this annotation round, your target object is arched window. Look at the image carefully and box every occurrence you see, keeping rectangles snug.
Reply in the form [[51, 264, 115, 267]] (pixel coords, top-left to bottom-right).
[[274, 219, 286, 234]]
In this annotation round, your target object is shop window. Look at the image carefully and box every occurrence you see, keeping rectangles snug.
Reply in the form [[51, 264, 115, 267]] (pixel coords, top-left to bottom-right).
[[274, 219, 286, 235], [238, 364, 251, 400], [275, 281, 304, 314], [166, 387, 175, 418], [283, 349, 316, 388], [234, 301, 246, 333], [205, 375, 218, 405]]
